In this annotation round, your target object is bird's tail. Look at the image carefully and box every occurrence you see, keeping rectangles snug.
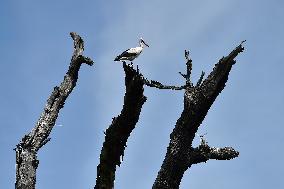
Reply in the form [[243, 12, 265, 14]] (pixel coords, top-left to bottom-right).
[[114, 56, 121, 61]]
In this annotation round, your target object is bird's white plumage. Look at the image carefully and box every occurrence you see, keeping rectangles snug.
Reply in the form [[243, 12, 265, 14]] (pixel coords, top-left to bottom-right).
[[127, 47, 143, 54], [114, 38, 149, 62]]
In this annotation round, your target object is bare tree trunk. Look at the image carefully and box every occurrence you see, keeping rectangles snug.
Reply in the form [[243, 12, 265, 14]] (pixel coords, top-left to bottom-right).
[[15, 32, 94, 189], [94, 61, 188, 189], [152, 41, 245, 189], [95, 63, 147, 189]]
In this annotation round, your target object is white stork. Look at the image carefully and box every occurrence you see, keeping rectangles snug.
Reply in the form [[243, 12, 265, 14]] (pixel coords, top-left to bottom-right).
[[114, 38, 149, 62]]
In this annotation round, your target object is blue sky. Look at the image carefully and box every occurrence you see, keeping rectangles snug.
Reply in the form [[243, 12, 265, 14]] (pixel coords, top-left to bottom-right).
[[1, 0, 284, 188]]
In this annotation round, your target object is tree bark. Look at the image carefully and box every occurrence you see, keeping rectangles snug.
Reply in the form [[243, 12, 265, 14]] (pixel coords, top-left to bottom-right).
[[15, 32, 94, 189], [152, 41, 245, 189], [95, 61, 188, 189], [95, 62, 147, 189]]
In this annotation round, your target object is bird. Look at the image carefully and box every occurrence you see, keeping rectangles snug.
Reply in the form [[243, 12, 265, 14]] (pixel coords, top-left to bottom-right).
[[114, 38, 149, 62]]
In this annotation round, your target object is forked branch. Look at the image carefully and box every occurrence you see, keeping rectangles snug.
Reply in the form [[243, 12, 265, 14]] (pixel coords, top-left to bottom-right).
[[15, 32, 94, 189], [153, 41, 245, 189]]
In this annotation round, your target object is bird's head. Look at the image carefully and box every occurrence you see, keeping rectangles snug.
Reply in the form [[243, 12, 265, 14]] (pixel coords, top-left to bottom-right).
[[139, 37, 149, 47]]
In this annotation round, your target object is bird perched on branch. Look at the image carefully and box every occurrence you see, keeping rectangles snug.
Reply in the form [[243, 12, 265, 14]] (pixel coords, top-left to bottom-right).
[[114, 38, 149, 62]]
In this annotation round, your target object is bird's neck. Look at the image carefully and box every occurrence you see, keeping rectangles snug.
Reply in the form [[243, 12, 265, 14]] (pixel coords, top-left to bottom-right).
[[139, 42, 144, 48]]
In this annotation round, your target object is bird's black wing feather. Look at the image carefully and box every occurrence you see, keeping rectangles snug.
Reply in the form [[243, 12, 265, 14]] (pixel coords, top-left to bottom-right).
[[114, 49, 137, 61]]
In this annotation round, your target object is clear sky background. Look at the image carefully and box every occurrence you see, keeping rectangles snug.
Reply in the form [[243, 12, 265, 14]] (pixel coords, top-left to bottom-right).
[[1, 0, 283, 188]]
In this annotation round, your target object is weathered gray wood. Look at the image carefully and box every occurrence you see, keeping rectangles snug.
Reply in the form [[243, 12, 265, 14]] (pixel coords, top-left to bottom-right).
[[15, 32, 94, 189]]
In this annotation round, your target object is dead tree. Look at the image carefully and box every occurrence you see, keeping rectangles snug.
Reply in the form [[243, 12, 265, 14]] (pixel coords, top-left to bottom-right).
[[95, 41, 245, 189], [15, 32, 94, 189], [14, 32, 244, 189], [152, 42, 245, 188]]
